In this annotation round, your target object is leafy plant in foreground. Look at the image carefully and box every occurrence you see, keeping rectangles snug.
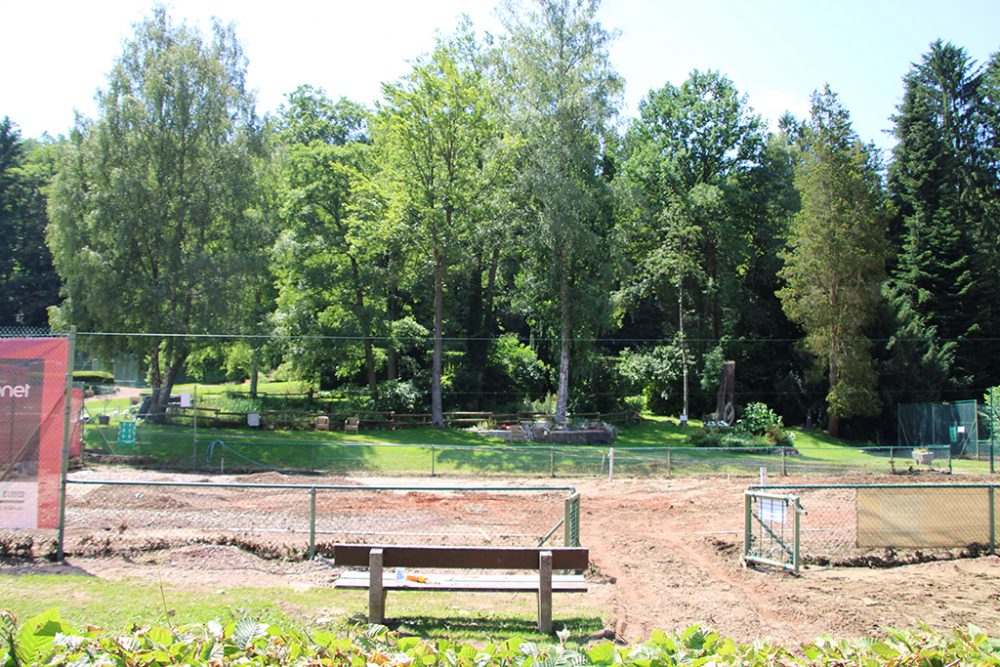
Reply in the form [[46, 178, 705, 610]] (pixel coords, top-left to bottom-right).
[[2, 609, 998, 666]]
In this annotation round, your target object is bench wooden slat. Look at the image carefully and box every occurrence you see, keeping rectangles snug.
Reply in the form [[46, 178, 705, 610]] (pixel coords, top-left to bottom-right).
[[334, 570, 588, 592], [333, 544, 589, 571]]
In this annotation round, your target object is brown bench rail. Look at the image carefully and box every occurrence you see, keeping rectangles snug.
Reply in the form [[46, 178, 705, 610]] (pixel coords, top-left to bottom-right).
[[334, 544, 589, 570], [332, 544, 589, 633]]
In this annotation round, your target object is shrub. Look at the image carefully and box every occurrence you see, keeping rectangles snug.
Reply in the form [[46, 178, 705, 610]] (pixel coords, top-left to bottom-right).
[[373, 379, 423, 412], [688, 419, 775, 448]]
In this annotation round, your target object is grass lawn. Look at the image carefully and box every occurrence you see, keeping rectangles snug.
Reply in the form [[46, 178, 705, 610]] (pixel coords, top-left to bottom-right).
[[79, 411, 994, 477], [0, 573, 604, 643]]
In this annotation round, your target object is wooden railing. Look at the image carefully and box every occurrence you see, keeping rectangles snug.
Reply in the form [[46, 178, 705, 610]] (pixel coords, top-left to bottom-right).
[[163, 406, 640, 431]]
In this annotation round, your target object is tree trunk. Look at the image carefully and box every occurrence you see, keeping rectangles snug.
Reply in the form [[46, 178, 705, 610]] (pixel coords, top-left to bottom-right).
[[148, 340, 187, 423], [465, 252, 486, 410], [555, 254, 571, 427], [431, 248, 445, 427], [679, 275, 689, 426], [349, 254, 377, 396], [249, 347, 259, 399], [827, 357, 840, 437], [386, 282, 399, 381], [827, 413, 841, 438]]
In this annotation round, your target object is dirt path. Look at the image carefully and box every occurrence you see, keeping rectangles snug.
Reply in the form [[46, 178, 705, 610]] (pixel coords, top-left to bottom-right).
[[574, 477, 1000, 644]]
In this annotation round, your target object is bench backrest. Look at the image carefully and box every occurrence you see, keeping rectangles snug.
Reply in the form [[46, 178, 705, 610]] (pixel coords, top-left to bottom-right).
[[333, 544, 589, 570]]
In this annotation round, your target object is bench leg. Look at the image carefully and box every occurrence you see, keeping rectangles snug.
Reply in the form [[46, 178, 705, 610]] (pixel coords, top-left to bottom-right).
[[369, 548, 385, 624], [538, 550, 552, 634]]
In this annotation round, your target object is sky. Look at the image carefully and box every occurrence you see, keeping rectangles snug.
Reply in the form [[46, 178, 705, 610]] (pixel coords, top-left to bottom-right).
[[3, 0, 998, 155]]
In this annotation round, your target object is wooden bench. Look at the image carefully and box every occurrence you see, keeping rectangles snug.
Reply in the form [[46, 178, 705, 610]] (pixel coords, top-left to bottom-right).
[[333, 544, 589, 633]]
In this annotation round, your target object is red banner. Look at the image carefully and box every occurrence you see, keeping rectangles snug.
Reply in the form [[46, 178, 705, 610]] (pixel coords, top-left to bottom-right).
[[0, 337, 69, 529]]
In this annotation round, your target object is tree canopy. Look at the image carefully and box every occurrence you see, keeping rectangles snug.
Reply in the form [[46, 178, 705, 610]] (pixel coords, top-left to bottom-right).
[[9, 3, 997, 441]]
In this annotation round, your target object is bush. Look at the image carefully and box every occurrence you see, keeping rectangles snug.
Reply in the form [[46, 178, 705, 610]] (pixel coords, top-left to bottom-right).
[[687, 424, 770, 448], [373, 379, 423, 412]]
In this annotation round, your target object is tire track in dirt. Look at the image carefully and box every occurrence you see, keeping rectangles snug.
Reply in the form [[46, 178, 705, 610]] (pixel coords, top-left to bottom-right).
[[582, 482, 806, 643]]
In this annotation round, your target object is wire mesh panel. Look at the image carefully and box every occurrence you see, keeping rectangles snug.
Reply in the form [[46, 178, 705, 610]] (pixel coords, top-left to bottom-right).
[[753, 483, 999, 565], [743, 490, 801, 572], [898, 400, 979, 456], [62, 476, 580, 558]]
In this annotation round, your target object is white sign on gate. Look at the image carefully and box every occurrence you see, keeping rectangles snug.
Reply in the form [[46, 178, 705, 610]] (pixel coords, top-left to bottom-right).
[[760, 498, 786, 524]]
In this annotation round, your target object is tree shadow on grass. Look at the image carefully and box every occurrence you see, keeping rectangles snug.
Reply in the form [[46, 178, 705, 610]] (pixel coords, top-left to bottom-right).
[[344, 612, 605, 642]]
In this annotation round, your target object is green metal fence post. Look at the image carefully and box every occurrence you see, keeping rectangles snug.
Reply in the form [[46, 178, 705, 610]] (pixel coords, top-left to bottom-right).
[[564, 492, 580, 547], [667, 448, 672, 477], [550, 447, 555, 478], [309, 487, 317, 560], [57, 326, 76, 562], [192, 385, 198, 465], [948, 446, 953, 475], [431, 445, 436, 477], [990, 387, 996, 475], [889, 447, 895, 474], [743, 492, 752, 562], [989, 486, 996, 557], [310, 443, 317, 473], [793, 497, 801, 574], [782, 447, 787, 476]]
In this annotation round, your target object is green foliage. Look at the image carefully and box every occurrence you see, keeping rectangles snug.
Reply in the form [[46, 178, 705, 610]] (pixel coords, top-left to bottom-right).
[[46, 8, 269, 420], [889, 40, 1000, 392], [373, 379, 424, 412], [777, 86, 890, 435], [738, 402, 781, 436], [686, 424, 769, 448], [486, 334, 551, 408], [0, 119, 60, 327], [615, 345, 683, 414], [736, 401, 791, 446], [499, 0, 621, 425], [3, 611, 996, 667]]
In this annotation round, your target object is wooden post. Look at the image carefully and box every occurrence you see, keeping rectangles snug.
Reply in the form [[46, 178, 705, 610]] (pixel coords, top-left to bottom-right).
[[369, 548, 385, 624], [537, 550, 553, 633]]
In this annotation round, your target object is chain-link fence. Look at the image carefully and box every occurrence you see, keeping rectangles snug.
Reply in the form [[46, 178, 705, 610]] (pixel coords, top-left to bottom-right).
[[78, 419, 962, 478], [749, 483, 998, 566], [60, 475, 580, 559]]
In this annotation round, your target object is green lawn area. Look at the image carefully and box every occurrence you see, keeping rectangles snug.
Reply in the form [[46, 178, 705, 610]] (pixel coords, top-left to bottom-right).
[[0, 573, 604, 643], [79, 407, 994, 477]]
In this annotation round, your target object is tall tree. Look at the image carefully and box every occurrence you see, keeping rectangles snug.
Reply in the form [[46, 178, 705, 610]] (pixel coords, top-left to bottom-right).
[[778, 87, 890, 437], [374, 26, 500, 426], [499, 0, 621, 426], [0, 119, 60, 327], [47, 8, 267, 420], [617, 71, 771, 420], [889, 41, 1000, 391], [271, 87, 383, 394]]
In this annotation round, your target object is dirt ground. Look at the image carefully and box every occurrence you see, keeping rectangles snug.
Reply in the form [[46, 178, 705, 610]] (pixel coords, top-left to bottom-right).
[[7, 468, 1000, 646]]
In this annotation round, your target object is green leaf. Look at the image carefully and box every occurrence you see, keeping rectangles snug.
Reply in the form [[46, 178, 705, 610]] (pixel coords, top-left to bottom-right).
[[585, 642, 616, 665], [145, 626, 173, 647], [15, 609, 72, 666], [398, 637, 422, 652], [232, 618, 268, 649], [870, 641, 899, 659]]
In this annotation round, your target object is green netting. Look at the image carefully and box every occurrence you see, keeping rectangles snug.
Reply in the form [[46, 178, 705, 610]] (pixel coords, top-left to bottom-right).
[[897, 400, 978, 455]]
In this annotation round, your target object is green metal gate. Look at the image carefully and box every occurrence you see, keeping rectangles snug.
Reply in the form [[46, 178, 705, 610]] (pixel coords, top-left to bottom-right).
[[744, 490, 802, 573]]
